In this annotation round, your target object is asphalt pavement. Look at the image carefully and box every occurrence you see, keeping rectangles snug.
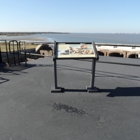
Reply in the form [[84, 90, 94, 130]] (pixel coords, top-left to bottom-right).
[[0, 56, 140, 140]]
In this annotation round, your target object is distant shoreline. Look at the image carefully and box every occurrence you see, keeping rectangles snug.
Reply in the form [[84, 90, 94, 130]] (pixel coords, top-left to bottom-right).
[[0, 32, 69, 36]]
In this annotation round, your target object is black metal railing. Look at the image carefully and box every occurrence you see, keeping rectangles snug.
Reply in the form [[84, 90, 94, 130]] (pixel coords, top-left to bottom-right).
[[0, 46, 2, 63], [0, 40, 27, 66], [9, 40, 20, 65], [19, 41, 27, 66], [0, 40, 10, 65]]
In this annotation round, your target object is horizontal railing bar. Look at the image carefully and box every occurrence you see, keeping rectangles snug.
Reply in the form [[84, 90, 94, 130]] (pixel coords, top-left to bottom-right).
[[76, 59, 140, 67], [97, 61, 140, 67], [20, 52, 52, 57], [18, 41, 54, 44], [95, 43, 140, 47], [0, 40, 7, 43]]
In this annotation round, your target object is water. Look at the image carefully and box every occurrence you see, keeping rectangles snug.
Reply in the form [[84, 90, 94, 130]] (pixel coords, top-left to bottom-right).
[[34, 33, 140, 44], [1, 33, 140, 44]]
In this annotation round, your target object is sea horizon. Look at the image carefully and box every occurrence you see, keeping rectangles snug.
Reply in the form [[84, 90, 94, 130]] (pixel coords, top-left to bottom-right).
[[1, 33, 140, 44]]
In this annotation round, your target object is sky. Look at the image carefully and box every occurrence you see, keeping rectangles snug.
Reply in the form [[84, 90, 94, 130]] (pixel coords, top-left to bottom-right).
[[0, 0, 140, 33]]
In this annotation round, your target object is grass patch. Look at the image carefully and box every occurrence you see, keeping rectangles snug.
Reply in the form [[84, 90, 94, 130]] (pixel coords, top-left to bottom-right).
[[0, 43, 38, 52]]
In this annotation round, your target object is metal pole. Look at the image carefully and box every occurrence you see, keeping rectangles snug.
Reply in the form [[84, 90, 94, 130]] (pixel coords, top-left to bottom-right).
[[12, 41, 16, 66], [24, 42, 27, 66], [90, 59, 96, 88], [5, 40, 10, 66], [0, 46, 2, 63], [54, 58, 58, 89], [87, 58, 99, 92], [17, 41, 20, 65]]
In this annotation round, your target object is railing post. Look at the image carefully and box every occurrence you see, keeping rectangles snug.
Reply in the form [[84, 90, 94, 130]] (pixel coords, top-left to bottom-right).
[[19, 41, 27, 66], [5, 40, 10, 66], [9, 40, 20, 66], [0, 46, 2, 63]]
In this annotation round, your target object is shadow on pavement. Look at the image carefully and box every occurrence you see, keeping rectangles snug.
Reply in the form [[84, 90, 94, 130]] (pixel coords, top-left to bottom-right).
[[57, 65, 140, 82], [0, 63, 35, 84], [100, 87, 140, 97], [0, 63, 53, 74], [0, 63, 35, 73], [0, 77, 9, 84], [96, 70, 140, 82], [0, 63, 53, 84]]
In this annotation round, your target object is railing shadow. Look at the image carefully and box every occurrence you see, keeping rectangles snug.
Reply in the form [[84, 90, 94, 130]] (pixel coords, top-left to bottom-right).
[[0, 63, 35, 73], [57, 65, 91, 73], [56, 64, 140, 82], [0, 63, 53, 84], [0, 63, 53, 75], [0, 77, 9, 84]]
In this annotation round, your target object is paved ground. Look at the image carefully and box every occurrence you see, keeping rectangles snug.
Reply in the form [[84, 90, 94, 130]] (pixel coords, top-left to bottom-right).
[[0, 56, 140, 140]]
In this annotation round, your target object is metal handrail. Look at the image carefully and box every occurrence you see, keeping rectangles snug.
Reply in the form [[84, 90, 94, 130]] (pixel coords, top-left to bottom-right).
[[8, 40, 20, 65], [0, 40, 10, 65], [0, 46, 2, 63], [19, 41, 27, 66]]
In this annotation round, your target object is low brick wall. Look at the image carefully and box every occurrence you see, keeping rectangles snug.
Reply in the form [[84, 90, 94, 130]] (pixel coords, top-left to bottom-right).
[[97, 47, 140, 58]]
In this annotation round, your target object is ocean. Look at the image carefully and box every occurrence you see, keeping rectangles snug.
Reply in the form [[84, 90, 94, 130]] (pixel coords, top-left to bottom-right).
[[34, 33, 140, 44], [1, 33, 140, 44]]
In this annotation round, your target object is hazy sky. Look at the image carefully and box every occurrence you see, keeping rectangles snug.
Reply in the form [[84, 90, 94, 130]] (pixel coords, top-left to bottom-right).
[[0, 0, 140, 33]]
